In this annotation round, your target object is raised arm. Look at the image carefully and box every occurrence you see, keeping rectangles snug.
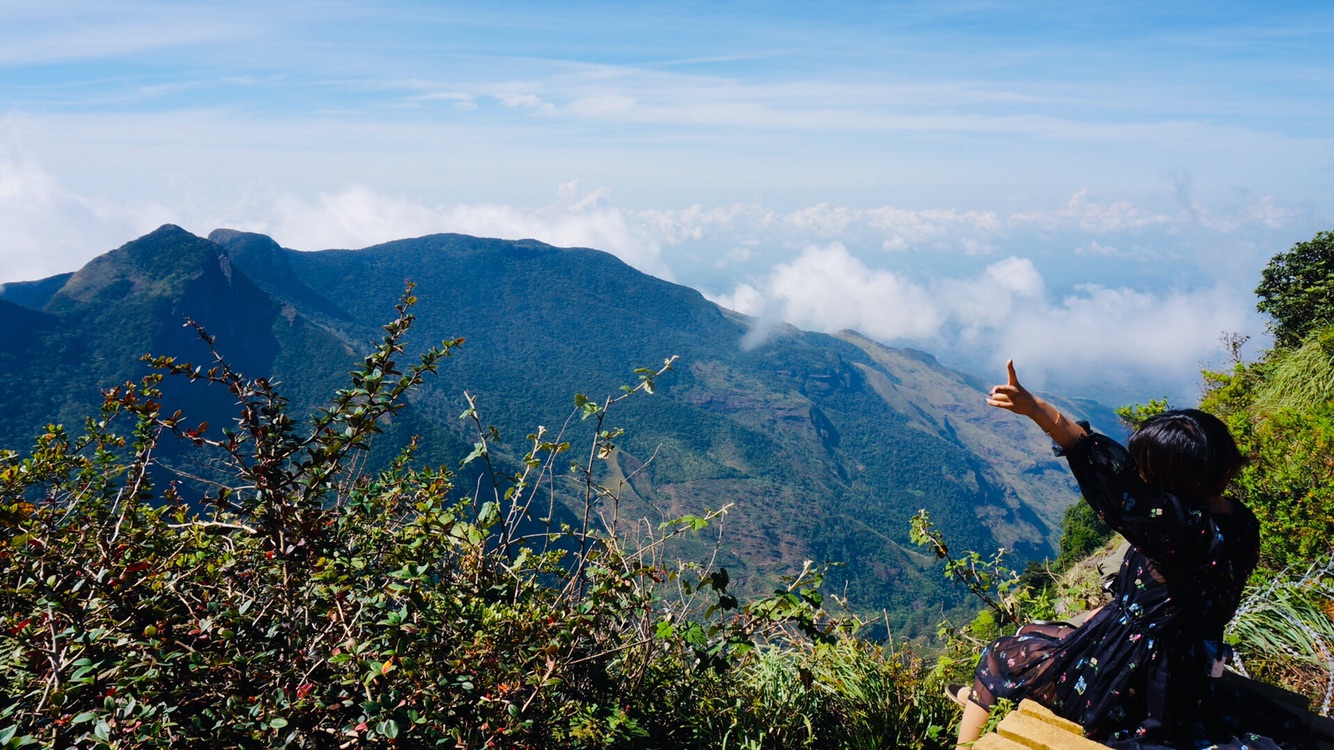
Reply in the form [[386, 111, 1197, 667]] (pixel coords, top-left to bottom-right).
[[987, 361, 1219, 565], [985, 360, 1087, 449], [1061, 433, 1220, 568]]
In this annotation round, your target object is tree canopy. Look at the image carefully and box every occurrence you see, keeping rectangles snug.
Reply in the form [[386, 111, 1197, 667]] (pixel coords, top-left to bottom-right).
[[1256, 230, 1334, 348]]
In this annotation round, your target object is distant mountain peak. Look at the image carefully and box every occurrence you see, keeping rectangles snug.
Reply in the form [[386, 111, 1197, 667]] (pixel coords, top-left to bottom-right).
[[147, 223, 192, 238], [208, 229, 352, 321], [0, 272, 74, 310], [0, 225, 1094, 632], [47, 226, 225, 309], [207, 227, 248, 245]]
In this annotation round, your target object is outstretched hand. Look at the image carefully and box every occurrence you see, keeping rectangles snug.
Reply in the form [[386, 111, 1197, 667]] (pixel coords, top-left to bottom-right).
[[986, 359, 1041, 418], [987, 360, 1086, 446]]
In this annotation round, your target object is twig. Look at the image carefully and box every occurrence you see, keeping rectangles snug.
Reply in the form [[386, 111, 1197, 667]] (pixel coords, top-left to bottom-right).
[[166, 521, 258, 534], [566, 637, 654, 667]]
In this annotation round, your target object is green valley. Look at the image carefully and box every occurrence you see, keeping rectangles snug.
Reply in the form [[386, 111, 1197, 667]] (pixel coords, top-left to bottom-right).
[[0, 225, 1110, 632]]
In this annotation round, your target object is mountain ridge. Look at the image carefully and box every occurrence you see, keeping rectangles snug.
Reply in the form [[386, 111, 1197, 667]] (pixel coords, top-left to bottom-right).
[[0, 225, 1102, 632]]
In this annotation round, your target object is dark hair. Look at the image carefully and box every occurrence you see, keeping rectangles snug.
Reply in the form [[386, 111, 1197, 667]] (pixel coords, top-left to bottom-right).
[[1128, 409, 1245, 498]]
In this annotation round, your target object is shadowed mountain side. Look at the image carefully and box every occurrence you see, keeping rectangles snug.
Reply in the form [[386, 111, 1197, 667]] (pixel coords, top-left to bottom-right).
[[0, 226, 354, 454], [835, 332, 1093, 551], [0, 226, 1098, 632], [214, 229, 1090, 627], [0, 272, 74, 310], [0, 299, 62, 442]]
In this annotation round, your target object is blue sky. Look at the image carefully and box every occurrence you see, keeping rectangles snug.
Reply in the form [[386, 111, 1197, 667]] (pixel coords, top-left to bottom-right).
[[2, 1, 1332, 403]]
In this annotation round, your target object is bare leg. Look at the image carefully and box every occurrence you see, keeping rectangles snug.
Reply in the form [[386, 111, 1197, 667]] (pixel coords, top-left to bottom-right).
[[956, 695, 989, 749]]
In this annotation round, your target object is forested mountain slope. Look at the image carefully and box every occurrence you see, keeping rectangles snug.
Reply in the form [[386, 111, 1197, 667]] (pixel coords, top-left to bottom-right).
[[0, 225, 1109, 628]]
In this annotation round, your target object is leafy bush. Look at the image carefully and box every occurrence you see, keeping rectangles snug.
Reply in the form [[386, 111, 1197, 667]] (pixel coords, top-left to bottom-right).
[[0, 291, 954, 749], [1200, 327, 1334, 572], [1193, 324, 1334, 715], [1228, 553, 1334, 716], [1252, 327, 1334, 414], [1050, 501, 1113, 574], [908, 509, 1061, 697]]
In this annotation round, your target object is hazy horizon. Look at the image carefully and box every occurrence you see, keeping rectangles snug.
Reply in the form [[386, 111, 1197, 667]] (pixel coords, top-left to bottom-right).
[[3, 1, 1331, 404]]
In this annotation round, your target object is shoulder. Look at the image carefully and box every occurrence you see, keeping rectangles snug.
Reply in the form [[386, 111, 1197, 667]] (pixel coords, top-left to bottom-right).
[[1212, 497, 1259, 532], [1223, 498, 1261, 548], [1059, 431, 1132, 473], [1200, 498, 1261, 572]]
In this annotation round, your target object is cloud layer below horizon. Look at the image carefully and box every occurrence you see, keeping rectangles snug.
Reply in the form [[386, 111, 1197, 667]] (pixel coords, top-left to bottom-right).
[[0, 138, 1304, 404], [2, 1, 1332, 404]]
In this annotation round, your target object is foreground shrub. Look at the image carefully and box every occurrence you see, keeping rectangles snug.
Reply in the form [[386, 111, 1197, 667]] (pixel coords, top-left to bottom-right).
[[0, 292, 953, 749]]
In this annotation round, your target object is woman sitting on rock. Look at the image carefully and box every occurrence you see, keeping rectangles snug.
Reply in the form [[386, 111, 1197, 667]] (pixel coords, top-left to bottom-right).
[[955, 361, 1312, 750]]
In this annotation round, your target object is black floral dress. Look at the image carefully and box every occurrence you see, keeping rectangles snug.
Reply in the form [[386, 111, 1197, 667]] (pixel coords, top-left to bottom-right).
[[970, 431, 1313, 750]]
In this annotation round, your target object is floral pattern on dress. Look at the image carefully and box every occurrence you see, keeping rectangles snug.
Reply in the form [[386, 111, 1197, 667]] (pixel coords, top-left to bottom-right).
[[969, 432, 1313, 750]]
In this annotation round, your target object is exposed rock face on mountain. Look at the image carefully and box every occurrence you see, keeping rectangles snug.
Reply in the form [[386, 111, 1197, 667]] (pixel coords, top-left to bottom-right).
[[0, 225, 1108, 631]]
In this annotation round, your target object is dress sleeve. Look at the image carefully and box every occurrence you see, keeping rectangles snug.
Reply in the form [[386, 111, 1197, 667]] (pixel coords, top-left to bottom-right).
[[1059, 431, 1215, 567]]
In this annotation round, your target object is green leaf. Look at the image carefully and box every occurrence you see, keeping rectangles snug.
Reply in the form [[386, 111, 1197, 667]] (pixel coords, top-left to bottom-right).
[[460, 441, 487, 467], [477, 501, 499, 526]]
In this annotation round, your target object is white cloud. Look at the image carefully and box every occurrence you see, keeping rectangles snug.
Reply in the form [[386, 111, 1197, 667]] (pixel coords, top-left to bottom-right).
[[765, 243, 944, 340], [0, 136, 676, 283], [997, 284, 1255, 401], [0, 134, 1303, 403], [567, 94, 639, 116], [410, 91, 478, 110], [712, 243, 1043, 344], [1074, 240, 1118, 256], [0, 123, 157, 281], [1010, 189, 1174, 233], [711, 244, 952, 351], [711, 242, 1256, 402], [0, 12, 251, 67], [1191, 195, 1300, 234], [229, 184, 675, 281], [938, 256, 1045, 338], [1244, 196, 1296, 229], [489, 87, 558, 114], [783, 204, 1001, 254], [630, 202, 776, 246]]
